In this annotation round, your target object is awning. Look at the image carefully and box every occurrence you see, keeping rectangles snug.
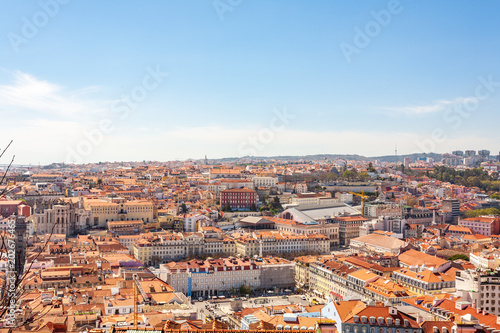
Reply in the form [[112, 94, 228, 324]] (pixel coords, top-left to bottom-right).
[[330, 291, 343, 299]]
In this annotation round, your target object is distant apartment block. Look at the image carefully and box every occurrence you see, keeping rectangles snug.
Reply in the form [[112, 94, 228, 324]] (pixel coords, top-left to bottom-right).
[[459, 216, 500, 236], [220, 188, 257, 211], [159, 257, 294, 298], [107, 220, 144, 236], [252, 176, 278, 188]]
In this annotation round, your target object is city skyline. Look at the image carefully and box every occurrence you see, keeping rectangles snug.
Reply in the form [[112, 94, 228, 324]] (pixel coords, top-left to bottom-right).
[[1, 1, 500, 164]]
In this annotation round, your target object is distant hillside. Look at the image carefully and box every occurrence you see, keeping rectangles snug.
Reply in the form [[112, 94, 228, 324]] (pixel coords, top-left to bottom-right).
[[215, 153, 443, 163]]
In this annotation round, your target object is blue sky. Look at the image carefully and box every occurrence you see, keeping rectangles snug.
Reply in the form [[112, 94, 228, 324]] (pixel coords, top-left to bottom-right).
[[0, 0, 499, 164]]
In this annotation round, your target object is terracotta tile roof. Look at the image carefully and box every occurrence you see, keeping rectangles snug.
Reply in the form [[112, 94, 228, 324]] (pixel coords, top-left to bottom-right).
[[398, 249, 448, 268]]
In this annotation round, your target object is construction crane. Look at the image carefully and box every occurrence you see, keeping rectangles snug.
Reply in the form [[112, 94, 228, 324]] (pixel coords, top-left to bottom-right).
[[187, 269, 211, 298], [349, 191, 369, 217]]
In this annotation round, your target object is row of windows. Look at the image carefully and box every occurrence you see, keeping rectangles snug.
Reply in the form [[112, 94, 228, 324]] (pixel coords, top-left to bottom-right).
[[345, 325, 419, 333]]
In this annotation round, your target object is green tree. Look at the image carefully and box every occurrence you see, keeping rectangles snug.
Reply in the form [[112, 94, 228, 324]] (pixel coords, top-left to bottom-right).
[[359, 172, 370, 182], [270, 196, 282, 210], [239, 284, 252, 295], [447, 254, 469, 261], [342, 170, 353, 180], [368, 162, 376, 173], [180, 203, 189, 216], [464, 208, 500, 218], [491, 193, 500, 200]]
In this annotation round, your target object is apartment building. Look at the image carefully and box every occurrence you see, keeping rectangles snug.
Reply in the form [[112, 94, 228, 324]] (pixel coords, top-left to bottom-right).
[[392, 268, 455, 296], [289, 192, 334, 208], [253, 176, 278, 188], [456, 269, 500, 317], [234, 230, 330, 257], [321, 302, 422, 333], [268, 216, 339, 248], [294, 255, 334, 289], [309, 260, 358, 301], [133, 232, 203, 265], [459, 216, 500, 236], [307, 258, 413, 305], [335, 216, 370, 245], [470, 248, 500, 270], [132, 231, 237, 265], [208, 168, 243, 180], [86, 200, 154, 227], [398, 249, 451, 272], [107, 220, 144, 236], [159, 256, 294, 298], [220, 188, 258, 210]]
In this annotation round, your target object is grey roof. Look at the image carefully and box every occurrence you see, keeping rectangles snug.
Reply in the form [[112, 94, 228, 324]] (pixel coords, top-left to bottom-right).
[[282, 203, 361, 222], [300, 205, 361, 220], [239, 216, 275, 225]]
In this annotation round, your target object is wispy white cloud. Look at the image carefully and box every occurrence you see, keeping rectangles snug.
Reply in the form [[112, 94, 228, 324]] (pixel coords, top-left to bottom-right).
[[0, 70, 106, 118], [382, 97, 478, 115]]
